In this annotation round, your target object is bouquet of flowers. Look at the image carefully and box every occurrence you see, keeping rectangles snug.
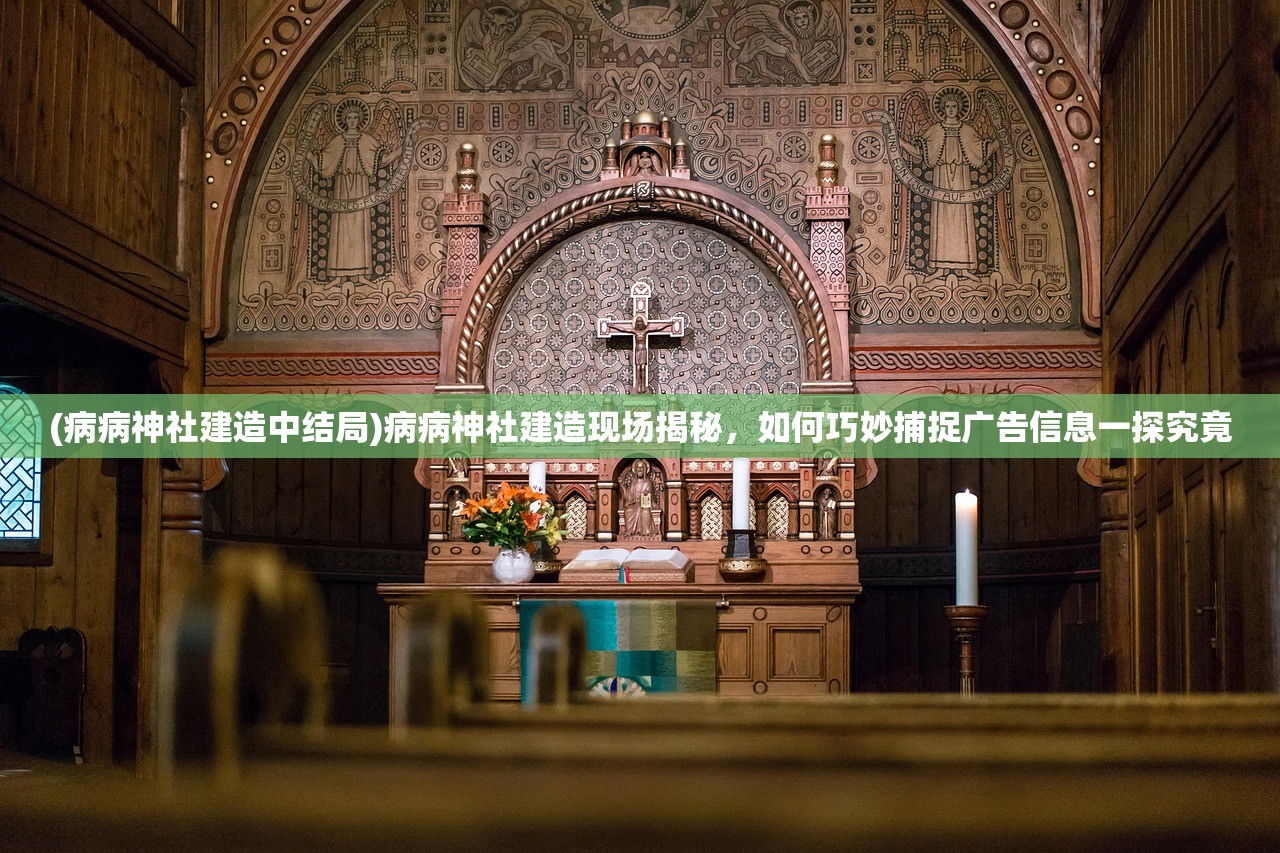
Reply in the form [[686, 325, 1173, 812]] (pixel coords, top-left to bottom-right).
[[454, 482, 563, 551]]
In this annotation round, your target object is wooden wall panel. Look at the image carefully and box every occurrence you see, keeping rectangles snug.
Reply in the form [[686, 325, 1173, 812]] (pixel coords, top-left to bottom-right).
[[855, 457, 1096, 549], [0, 314, 149, 762], [0, 0, 181, 266], [1117, 239, 1239, 691], [854, 577, 1100, 694], [1105, 0, 1230, 263]]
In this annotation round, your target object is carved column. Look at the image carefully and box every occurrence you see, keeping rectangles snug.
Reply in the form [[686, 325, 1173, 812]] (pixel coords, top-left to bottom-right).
[[1097, 465, 1133, 692], [1235, 0, 1280, 690], [664, 462, 687, 541], [805, 134, 852, 352], [798, 460, 816, 540], [836, 460, 856, 541], [441, 144, 486, 321], [596, 480, 617, 541]]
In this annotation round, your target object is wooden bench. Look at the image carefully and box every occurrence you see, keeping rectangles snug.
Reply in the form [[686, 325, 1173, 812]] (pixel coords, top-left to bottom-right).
[[7, 548, 1274, 850]]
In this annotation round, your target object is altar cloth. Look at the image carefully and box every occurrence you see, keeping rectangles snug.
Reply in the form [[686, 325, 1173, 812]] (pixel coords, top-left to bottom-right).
[[519, 599, 717, 701]]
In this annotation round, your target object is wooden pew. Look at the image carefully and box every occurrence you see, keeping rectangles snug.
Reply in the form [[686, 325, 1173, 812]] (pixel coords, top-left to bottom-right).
[[14, 554, 1271, 850]]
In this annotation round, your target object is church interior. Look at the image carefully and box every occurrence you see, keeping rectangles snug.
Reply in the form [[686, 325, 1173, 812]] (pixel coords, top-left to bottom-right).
[[3, 0, 1280, 846]]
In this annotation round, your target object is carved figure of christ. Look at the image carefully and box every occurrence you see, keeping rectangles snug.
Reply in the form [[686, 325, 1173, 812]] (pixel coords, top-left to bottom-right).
[[596, 280, 686, 393]]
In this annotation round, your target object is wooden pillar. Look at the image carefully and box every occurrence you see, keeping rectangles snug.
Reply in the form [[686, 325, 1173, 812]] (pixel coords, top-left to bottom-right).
[[1235, 0, 1280, 691], [1098, 465, 1133, 692]]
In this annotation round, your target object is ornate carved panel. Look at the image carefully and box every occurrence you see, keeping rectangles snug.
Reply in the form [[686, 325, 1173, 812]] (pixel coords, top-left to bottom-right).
[[563, 495, 589, 540], [488, 220, 804, 393], [699, 494, 724, 540], [221, 0, 1088, 339], [766, 494, 790, 540]]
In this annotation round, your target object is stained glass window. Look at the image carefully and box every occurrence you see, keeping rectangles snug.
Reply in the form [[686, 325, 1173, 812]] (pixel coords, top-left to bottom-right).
[[0, 384, 41, 541]]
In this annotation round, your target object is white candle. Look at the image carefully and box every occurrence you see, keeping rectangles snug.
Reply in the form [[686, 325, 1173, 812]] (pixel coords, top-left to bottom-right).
[[955, 489, 979, 606], [731, 458, 751, 529], [529, 461, 547, 493]]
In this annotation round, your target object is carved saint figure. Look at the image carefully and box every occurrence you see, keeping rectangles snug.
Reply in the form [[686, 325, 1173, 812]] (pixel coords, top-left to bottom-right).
[[447, 488, 467, 540], [817, 487, 837, 540], [446, 455, 469, 481], [727, 0, 843, 85], [306, 100, 386, 280], [898, 91, 994, 279], [619, 458, 661, 538], [457, 2, 572, 91], [816, 452, 839, 478], [871, 87, 1022, 286]]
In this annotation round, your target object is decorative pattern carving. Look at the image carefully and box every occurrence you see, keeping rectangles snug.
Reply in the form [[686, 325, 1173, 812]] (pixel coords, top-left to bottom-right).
[[489, 221, 802, 394], [205, 353, 440, 381], [852, 345, 1102, 374], [766, 494, 789, 540], [564, 495, 589, 540], [458, 180, 834, 386], [699, 494, 724, 540], [208, 0, 1097, 339]]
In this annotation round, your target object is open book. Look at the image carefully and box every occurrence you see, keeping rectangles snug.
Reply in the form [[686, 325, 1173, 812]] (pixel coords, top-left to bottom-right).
[[560, 548, 694, 583]]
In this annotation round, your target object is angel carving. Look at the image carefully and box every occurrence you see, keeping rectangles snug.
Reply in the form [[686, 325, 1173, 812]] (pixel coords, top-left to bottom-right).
[[878, 88, 1019, 284], [457, 1, 572, 91], [727, 0, 843, 86], [296, 98, 404, 282]]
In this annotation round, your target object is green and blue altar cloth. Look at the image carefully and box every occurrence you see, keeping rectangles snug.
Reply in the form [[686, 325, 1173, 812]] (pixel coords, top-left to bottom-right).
[[518, 599, 717, 701]]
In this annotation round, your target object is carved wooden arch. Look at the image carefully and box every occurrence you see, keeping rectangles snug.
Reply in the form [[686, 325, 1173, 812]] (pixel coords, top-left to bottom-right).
[[687, 483, 729, 503], [1180, 296, 1204, 366], [762, 484, 799, 502], [439, 177, 845, 388], [201, 0, 1101, 338], [1216, 256, 1237, 331], [552, 484, 595, 504]]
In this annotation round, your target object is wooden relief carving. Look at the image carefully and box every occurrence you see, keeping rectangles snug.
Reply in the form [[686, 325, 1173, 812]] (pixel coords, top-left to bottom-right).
[[227, 0, 1085, 338], [617, 458, 664, 539], [488, 219, 804, 393]]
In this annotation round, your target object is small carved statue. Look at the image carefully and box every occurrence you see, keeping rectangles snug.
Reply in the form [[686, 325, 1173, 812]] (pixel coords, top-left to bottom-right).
[[817, 487, 837, 540], [446, 455, 469, 481], [816, 452, 839, 478], [619, 458, 662, 538], [447, 488, 467, 539]]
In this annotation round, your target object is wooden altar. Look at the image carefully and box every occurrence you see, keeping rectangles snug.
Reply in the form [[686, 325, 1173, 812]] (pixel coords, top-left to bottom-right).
[[381, 538, 859, 714], [380, 116, 864, 711]]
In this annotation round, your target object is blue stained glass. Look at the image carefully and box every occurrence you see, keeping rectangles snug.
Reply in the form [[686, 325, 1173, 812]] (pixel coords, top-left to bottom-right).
[[0, 384, 41, 540]]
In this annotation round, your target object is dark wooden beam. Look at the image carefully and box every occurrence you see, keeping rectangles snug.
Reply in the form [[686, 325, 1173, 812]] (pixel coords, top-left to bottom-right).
[[0, 179, 189, 365], [80, 0, 197, 87]]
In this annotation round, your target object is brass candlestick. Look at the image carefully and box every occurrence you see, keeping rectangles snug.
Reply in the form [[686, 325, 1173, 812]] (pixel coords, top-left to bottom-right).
[[530, 539, 562, 583], [718, 529, 769, 582], [944, 605, 989, 696]]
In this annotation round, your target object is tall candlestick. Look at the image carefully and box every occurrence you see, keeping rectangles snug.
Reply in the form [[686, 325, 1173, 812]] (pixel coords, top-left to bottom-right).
[[955, 489, 979, 606], [731, 458, 750, 529], [529, 461, 547, 494]]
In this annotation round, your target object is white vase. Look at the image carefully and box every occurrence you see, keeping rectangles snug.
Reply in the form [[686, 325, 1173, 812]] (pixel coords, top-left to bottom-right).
[[492, 547, 535, 584]]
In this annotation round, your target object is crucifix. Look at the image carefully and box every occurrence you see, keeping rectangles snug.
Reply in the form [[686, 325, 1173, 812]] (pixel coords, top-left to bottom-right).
[[596, 279, 685, 393]]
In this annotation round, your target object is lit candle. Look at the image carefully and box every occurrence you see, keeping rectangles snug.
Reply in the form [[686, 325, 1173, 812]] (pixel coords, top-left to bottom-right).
[[731, 458, 750, 529], [955, 489, 979, 606], [529, 461, 547, 494]]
